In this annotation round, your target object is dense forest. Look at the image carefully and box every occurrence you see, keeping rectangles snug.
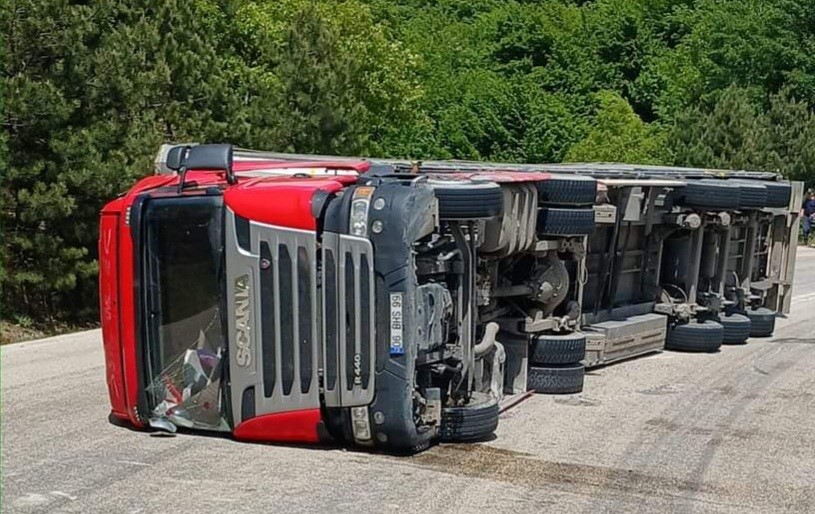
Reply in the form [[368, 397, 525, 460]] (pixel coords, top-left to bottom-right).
[[3, 0, 815, 326]]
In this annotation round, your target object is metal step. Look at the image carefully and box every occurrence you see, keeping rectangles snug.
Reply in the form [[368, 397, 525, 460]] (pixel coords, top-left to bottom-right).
[[583, 313, 667, 368]]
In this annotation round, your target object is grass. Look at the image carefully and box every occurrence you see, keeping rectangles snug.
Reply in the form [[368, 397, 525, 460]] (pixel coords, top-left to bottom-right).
[[0, 320, 98, 345]]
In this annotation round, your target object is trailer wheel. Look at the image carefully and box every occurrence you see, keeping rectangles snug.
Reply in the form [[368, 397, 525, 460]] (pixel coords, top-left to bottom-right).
[[676, 180, 740, 210], [528, 363, 585, 394], [717, 312, 751, 345], [536, 176, 597, 206], [764, 182, 792, 208], [665, 319, 723, 352], [427, 179, 504, 220], [530, 333, 586, 365], [439, 392, 499, 442], [731, 181, 768, 209], [744, 307, 776, 337], [537, 207, 595, 236]]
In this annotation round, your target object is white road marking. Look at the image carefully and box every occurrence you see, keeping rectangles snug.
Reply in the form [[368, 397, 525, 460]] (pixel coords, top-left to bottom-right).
[[51, 491, 78, 501], [13, 493, 51, 508], [115, 460, 151, 467]]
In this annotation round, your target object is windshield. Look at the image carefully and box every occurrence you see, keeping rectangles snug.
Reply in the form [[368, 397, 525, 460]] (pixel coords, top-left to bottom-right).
[[142, 195, 230, 431]]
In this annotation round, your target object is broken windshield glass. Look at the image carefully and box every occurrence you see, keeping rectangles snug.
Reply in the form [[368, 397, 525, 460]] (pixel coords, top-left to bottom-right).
[[142, 196, 230, 432]]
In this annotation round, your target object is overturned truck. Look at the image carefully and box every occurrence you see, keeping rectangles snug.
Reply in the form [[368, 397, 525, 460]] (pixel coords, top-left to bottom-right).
[[99, 145, 801, 453]]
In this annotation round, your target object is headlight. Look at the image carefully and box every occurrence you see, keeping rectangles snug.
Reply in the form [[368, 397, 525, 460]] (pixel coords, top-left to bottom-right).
[[351, 406, 372, 441], [349, 187, 375, 237]]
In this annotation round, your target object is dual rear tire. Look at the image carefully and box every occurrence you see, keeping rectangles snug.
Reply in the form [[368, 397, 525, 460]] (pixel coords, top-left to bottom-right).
[[526, 177, 595, 392], [674, 179, 792, 210], [439, 392, 499, 443], [718, 307, 776, 341], [667, 307, 776, 352], [528, 333, 586, 394], [743, 307, 776, 337], [718, 312, 751, 345], [536, 176, 597, 236]]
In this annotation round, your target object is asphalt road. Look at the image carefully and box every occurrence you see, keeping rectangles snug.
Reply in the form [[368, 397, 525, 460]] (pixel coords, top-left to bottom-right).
[[4, 247, 815, 513]]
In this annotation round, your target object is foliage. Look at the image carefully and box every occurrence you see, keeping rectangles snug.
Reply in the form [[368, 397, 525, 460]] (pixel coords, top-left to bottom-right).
[[671, 85, 815, 187], [4, 0, 815, 322], [566, 91, 665, 164]]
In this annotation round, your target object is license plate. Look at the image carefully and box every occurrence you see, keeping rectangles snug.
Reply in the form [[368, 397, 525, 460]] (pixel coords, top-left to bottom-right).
[[389, 292, 404, 355]]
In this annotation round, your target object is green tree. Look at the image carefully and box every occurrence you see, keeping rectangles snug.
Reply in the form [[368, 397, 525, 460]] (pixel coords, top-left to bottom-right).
[[273, 5, 368, 154], [670, 86, 779, 171], [565, 91, 666, 164], [650, 0, 805, 118], [1, 0, 420, 322], [670, 85, 815, 185], [2, 0, 248, 321], [765, 88, 815, 186], [232, 0, 421, 156]]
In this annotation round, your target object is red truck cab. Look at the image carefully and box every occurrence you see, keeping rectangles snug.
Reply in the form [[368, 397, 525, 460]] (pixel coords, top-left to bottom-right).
[[100, 144, 519, 451]]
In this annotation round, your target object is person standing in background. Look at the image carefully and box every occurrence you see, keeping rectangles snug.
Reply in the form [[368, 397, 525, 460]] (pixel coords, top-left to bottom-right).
[[802, 190, 815, 246]]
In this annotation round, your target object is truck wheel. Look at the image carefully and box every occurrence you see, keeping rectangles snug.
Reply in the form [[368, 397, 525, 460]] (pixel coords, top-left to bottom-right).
[[745, 307, 776, 337], [427, 178, 504, 220], [528, 363, 585, 394], [717, 312, 751, 345], [731, 181, 768, 209], [537, 207, 595, 235], [439, 392, 499, 442], [676, 180, 740, 210], [764, 182, 792, 208], [536, 176, 597, 206], [530, 333, 586, 365], [665, 319, 723, 352]]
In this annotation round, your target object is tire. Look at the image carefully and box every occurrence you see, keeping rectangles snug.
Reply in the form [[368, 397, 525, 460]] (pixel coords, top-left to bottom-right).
[[528, 363, 585, 394], [665, 319, 723, 352], [676, 180, 741, 210], [439, 392, 499, 442], [427, 179, 504, 220], [536, 175, 597, 206], [764, 182, 792, 208], [744, 307, 775, 337], [537, 207, 595, 235], [731, 181, 768, 209], [530, 333, 586, 365], [717, 312, 751, 345]]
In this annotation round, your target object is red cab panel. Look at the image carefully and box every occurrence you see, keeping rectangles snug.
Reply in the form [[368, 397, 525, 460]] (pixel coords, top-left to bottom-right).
[[99, 194, 145, 427], [224, 176, 354, 230], [115, 200, 143, 427], [233, 409, 323, 444], [99, 209, 127, 419]]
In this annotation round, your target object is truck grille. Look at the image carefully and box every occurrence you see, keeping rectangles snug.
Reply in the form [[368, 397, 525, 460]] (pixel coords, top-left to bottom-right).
[[225, 210, 320, 423]]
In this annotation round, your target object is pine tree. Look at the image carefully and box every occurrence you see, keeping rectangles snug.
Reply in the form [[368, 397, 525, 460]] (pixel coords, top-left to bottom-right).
[[1, 0, 248, 322], [670, 86, 780, 172], [274, 4, 367, 154], [766, 89, 815, 186]]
